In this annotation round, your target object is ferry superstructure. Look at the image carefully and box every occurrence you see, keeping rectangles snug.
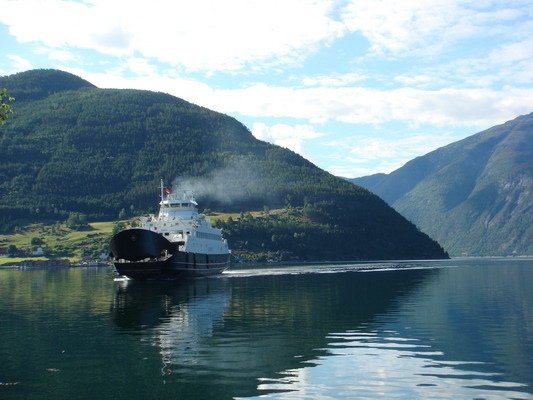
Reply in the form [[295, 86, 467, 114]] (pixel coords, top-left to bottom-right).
[[109, 181, 230, 279]]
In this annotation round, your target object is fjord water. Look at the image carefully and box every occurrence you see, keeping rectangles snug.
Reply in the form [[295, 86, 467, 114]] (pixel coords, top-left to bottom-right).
[[0, 259, 532, 399]]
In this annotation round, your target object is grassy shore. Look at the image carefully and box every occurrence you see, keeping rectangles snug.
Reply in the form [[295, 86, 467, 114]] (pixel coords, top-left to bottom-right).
[[0, 209, 283, 266], [0, 221, 115, 265]]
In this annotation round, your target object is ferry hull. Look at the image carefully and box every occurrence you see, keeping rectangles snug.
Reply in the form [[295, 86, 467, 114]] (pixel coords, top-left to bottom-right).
[[110, 228, 230, 280], [167, 252, 230, 277], [113, 253, 230, 280], [113, 259, 168, 279], [109, 228, 176, 262]]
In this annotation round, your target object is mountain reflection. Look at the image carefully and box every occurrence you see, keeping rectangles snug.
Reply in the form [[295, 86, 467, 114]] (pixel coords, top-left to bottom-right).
[[110, 268, 436, 399], [246, 260, 533, 399]]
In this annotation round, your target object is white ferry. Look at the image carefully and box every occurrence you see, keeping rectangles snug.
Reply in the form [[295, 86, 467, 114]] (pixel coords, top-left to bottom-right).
[[109, 180, 230, 279]]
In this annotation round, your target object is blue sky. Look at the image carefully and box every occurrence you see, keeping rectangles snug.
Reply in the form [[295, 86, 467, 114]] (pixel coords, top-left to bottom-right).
[[1, 0, 532, 177]]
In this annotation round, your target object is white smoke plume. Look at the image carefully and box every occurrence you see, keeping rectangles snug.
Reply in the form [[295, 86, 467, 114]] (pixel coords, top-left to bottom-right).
[[171, 158, 274, 206]]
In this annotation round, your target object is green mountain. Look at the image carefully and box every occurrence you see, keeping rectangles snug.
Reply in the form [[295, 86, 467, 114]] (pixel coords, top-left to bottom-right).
[[352, 113, 532, 256], [0, 69, 447, 261], [0, 69, 95, 102]]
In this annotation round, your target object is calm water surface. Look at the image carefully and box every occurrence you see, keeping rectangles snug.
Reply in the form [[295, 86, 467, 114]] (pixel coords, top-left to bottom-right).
[[0, 258, 532, 399]]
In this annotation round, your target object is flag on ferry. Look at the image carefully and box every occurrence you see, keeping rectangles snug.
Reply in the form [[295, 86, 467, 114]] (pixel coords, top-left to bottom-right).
[[164, 187, 172, 194]]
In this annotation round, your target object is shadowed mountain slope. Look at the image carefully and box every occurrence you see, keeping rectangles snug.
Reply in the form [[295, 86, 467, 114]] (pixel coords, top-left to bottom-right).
[[352, 113, 532, 256]]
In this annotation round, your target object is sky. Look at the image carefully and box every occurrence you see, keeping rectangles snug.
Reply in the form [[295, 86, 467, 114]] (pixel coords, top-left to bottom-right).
[[1, 0, 532, 178]]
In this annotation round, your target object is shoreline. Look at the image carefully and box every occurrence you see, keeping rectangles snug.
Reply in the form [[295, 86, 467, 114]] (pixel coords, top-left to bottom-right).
[[0, 258, 110, 269], [1, 255, 531, 271]]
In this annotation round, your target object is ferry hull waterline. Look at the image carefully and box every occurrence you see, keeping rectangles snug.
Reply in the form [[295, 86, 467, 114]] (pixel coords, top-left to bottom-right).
[[109, 181, 231, 280]]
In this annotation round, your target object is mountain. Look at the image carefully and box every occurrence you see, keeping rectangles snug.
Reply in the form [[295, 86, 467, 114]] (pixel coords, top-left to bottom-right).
[[352, 113, 532, 256], [0, 69, 447, 261], [0, 69, 95, 102]]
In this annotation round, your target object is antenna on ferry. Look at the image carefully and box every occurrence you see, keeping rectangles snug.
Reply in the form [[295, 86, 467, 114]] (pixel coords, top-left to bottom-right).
[[160, 179, 164, 201]]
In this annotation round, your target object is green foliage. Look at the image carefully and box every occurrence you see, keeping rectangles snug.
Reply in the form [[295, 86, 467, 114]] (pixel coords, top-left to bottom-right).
[[66, 212, 88, 230], [0, 69, 449, 260], [30, 236, 43, 245], [0, 88, 14, 124], [7, 244, 19, 257], [217, 206, 447, 261], [0, 69, 94, 102], [112, 221, 126, 236]]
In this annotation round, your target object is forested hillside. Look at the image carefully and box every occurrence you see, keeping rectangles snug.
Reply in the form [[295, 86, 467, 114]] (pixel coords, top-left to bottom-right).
[[352, 113, 532, 256], [0, 69, 447, 260]]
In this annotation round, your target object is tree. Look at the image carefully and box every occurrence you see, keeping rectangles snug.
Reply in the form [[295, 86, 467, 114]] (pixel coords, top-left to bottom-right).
[[66, 212, 88, 230], [30, 236, 43, 246], [111, 221, 125, 236], [0, 88, 14, 124], [7, 244, 18, 257]]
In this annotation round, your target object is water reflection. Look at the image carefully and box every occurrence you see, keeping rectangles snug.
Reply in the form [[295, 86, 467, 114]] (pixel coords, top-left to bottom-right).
[[112, 278, 231, 376], [110, 268, 437, 398], [243, 260, 533, 399], [111, 277, 229, 333], [2, 260, 529, 399], [251, 329, 532, 399]]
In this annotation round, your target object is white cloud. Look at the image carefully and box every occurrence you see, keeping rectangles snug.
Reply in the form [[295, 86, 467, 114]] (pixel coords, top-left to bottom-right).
[[1, 1, 126, 53], [0, 0, 344, 73], [487, 38, 533, 84], [345, 134, 457, 160], [251, 123, 323, 154], [341, 0, 532, 56], [489, 37, 533, 65], [341, 0, 463, 55], [46, 49, 76, 62], [123, 57, 158, 77], [392, 35, 533, 89], [209, 85, 533, 127], [326, 132, 462, 177], [65, 66, 533, 129], [328, 164, 398, 178], [300, 72, 367, 87], [6, 54, 32, 71]]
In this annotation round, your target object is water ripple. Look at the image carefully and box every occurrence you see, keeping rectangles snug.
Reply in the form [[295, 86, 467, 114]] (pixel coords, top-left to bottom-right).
[[244, 328, 533, 399]]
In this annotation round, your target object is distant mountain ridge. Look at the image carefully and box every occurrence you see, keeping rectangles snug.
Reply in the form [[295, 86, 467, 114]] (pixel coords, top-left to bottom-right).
[[0, 69, 447, 261], [352, 113, 533, 256]]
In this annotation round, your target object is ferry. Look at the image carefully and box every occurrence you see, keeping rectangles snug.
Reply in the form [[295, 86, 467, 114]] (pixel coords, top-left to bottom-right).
[[109, 180, 230, 279]]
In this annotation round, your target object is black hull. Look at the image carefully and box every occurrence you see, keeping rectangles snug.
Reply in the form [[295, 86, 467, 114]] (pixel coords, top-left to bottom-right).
[[113, 252, 230, 280], [113, 259, 168, 279], [110, 228, 230, 280], [109, 228, 176, 262]]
